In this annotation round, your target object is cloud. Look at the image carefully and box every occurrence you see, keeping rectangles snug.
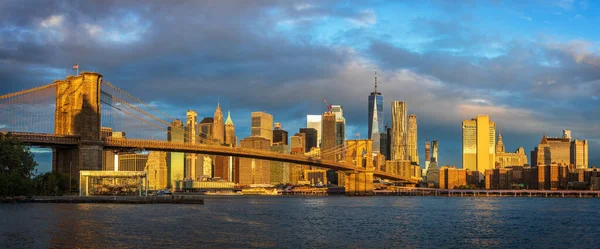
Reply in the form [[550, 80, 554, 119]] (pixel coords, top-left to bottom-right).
[[40, 15, 64, 28]]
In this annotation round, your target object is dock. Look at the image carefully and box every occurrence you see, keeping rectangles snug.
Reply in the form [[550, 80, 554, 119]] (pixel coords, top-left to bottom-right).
[[1, 195, 204, 204]]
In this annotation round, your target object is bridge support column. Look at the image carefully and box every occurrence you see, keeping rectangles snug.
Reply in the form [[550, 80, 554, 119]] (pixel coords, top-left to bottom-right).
[[344, 169, 374, 196], [52, 72, 103, 184]]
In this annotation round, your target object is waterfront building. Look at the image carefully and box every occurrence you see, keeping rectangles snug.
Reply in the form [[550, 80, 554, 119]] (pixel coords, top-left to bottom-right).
[[321, 111, 336, 161], [439, 166, 479, 189], [390, 101, 407, 160], [385, 160, 412, 179], [306, 115, 322, 147], [101, 127, 115, 171], [119, 153, 148, 171], [368, 71, 384, 145], [224, 111, 237, 147], [273, 122, 288, 145], [571, 139, 589, 169], [185, 110, 199, 180], [198, 117, 214, 142], [299, 128, 318, 152], [202, 155, 213, 178], [532, 132, 570, 166], [213, 103, 225, 143], [407, 114, 419, 164], [462, 115, 496, 174], [380, 126, 391, 160], [426, 161, 440, 188], [146, 151, 167, 190], [290, 133, 307, 184], [304, 169, 328, 186], [167, 119, 185, 188], [251, 112, 273, 145], [494, 133, 528, 168], [239, 136, 271, 185]]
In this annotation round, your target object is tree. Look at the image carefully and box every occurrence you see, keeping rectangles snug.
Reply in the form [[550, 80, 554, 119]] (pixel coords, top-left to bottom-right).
[[0, 133, 37, 196]]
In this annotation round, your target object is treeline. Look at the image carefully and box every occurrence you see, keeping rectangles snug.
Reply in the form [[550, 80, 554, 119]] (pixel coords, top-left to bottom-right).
[[0, 133, 74, 196]]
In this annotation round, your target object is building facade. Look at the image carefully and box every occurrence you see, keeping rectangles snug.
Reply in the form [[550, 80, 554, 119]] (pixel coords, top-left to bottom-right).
[[391, 101, 407, 160], [213, 103, 225, 143], [239, 136, 271, 185], [321, 111, 337, 161], [368, 72, 384, 143], [224, 111, 236, 147], [495, 133, 528, 168], [251, 112, 273, 145], [273, 122, 288, 145], [571, 139, 588, 169], [407, 114, 419, 164], [146, 151, 168, 190], [462, 115, 496, 174], [167, 119, 185, 188], [299, 128, 318, 152], [306, 115, 322, 147], [185, 110, 199, 180]]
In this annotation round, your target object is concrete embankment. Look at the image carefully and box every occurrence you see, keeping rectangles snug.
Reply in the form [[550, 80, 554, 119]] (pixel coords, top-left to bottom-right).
[[1, 195, 204, 204]]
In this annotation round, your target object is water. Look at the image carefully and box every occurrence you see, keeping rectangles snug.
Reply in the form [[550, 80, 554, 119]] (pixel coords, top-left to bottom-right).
[[1, 196, 599, 248]]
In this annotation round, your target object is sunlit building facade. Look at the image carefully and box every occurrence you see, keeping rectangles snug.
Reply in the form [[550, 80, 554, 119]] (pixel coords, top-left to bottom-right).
[[462, 115, 496, 174], [306, 115, 322, 147], [407, 114, 419, 164], [391, 101, 407, 160]]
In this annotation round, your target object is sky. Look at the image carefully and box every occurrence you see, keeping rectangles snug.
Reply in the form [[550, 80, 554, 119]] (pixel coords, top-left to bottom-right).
[[1, 0, 599, 172]]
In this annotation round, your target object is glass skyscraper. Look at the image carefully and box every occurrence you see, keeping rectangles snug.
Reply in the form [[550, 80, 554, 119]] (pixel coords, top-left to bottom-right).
[[368, 71, 383, 153]]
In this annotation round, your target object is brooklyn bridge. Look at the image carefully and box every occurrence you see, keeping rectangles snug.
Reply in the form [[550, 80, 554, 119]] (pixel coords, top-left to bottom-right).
[[0, 72, 418, 194]]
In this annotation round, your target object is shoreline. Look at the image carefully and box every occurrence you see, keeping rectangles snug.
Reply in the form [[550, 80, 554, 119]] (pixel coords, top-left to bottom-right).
[[0, 195, 204, 204]]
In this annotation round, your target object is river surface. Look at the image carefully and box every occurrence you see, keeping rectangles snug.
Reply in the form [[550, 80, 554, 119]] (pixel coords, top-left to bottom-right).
[[1, 196, 599, 248]]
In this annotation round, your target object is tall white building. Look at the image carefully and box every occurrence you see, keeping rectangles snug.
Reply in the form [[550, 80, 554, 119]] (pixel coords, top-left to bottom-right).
[[307, 115, 322, 147]]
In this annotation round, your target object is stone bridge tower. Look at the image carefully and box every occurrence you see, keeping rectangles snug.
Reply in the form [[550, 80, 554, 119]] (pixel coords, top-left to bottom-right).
[[52, 72, 103, 183]]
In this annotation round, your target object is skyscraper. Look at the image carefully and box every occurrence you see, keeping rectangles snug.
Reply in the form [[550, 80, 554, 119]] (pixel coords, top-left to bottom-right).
[[331, 105, 346, 158], [391, 101, 407, 160], [167, 119, 185, 188], [462, 115, 496, 174], [213, 103, 225, 143], [425, 139, 431, 172], [368, 71, 384, 153], [407, 114, 419, 164], [299, 128, 318, 152], [431, 139, 438, 163], [185, 110, 198, 179], [321, 111, 336, 161], [251, 111, 273, 145], [239, 136, 271, 185], [224, 111, 236, 147], [571, 139, 588, 169], [198, 117, 214, 142], [306, 115, 322, 147], [273, 122, 288, 145]]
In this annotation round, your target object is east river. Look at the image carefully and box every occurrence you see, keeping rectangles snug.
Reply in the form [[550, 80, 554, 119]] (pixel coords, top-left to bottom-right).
[[1, 196, 599, 248]]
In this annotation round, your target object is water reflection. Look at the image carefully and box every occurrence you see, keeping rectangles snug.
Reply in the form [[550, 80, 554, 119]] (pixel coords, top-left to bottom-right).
[[1, 197, 598, 248]]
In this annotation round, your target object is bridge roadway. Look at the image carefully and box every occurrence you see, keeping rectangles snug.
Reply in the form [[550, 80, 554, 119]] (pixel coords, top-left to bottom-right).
[[4, 132, 417, 183]]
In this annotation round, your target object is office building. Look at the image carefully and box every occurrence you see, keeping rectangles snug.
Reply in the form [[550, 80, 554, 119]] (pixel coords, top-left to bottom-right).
[[532, 132, 570, 166], [462, 115, 496, 174], [431, 139, 438, 163], [273, 122, 288, 145], [146, 151, 167, 190], [391, 101, 407, 160], [299, 128, 318, 152], [198, 117, 214, 142], [321, 111, 337, 161], [331, 105, 346, 160], [571, 139, 589, 169], [290, 133, 307, 184], [185, 110, 199, 179], [495, 133, 528, 168], [368, 71, 384, 142], [407, 114, 419, 164], [213, 103, 225, 143], [251, 112, 273, 145], [306, 115, 322, 147], [439, 166, 479, 189], [270, 144, 290, 184], [167, 119, 185, 188], [239, 136, 271, 185]]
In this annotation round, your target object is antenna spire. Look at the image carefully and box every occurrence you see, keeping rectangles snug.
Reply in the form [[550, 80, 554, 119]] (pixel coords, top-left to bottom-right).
[[374, 70, 378, 93]]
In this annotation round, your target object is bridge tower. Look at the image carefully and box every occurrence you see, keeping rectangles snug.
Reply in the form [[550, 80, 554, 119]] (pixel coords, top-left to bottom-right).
[[52, 72, 103, 182], [344, 140, 375, 196]]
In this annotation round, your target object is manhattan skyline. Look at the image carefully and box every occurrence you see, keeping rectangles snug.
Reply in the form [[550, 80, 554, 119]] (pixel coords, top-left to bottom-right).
[[1, 1, 599, 170]]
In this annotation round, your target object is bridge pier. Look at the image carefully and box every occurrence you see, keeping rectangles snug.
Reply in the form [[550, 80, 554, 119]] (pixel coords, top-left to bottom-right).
[[52, 72, 103, 184], [344, 170, 374, 196]]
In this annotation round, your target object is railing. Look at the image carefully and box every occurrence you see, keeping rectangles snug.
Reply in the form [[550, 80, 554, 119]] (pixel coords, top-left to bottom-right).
[[2, 132, 80, 145]]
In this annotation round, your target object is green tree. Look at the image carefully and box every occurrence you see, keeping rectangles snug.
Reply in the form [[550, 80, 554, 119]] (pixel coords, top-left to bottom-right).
[[0, 133, 37, 196]]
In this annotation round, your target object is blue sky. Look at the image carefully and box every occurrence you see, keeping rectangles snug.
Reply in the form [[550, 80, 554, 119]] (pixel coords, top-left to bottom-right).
[[1, 0, 599, 172]]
